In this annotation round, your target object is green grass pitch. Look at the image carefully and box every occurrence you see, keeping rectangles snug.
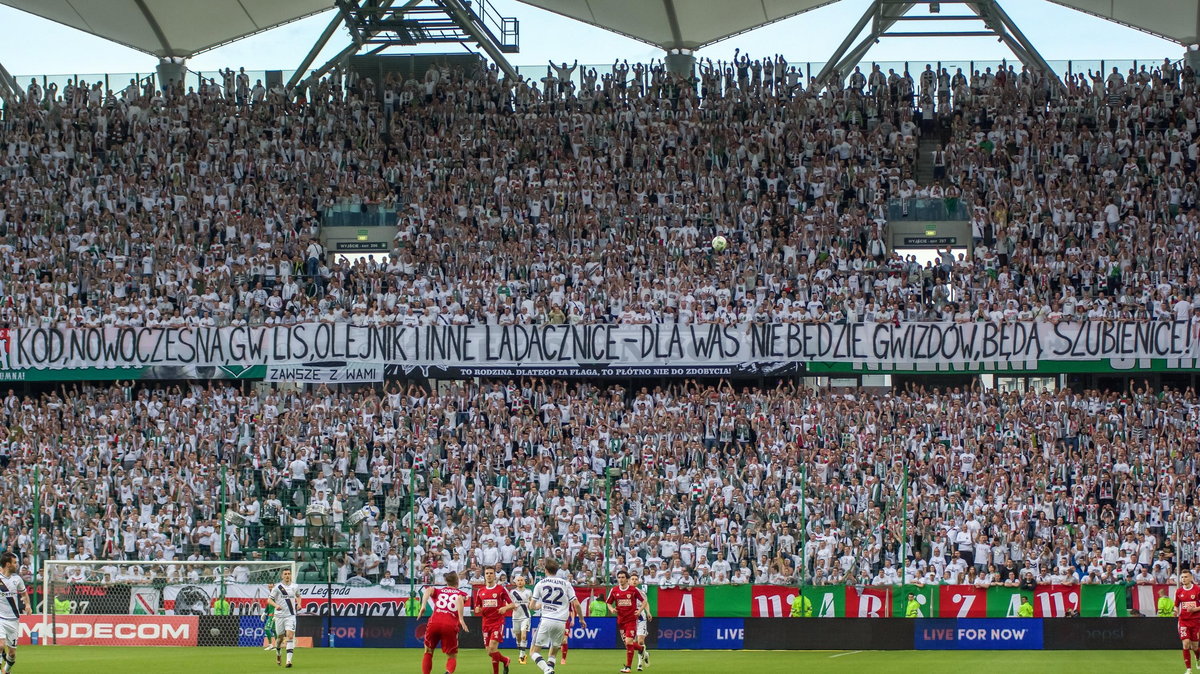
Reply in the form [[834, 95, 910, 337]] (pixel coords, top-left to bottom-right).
[[9, 647, 1182, 673]]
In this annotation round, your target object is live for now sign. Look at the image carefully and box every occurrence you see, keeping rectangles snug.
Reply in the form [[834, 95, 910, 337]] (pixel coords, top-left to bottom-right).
[[915, 618, 1044, 650]]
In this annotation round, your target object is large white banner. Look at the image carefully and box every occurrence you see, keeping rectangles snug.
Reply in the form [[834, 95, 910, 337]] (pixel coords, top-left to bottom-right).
[[162, 583, 413, 617], [2, 320, 1197, 373]]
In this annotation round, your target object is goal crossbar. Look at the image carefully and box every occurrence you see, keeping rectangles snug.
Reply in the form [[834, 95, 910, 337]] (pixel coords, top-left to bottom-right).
[[41, 559, 298, 625]]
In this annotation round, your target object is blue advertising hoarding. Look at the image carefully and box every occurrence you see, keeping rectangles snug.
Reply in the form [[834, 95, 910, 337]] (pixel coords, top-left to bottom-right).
[[499, 617, 618, 649], [360, 617, 426, 648], [914, 618, 1043, 650], [326, 617, 365, 648], [655, 619, 745, 650], [238, 616, 265, 648]]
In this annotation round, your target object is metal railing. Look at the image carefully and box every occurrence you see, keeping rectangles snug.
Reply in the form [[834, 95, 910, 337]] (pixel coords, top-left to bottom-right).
[[322, 200, 401, 228], [11, 57, 1173, 101], [887, 197, 971, 222]]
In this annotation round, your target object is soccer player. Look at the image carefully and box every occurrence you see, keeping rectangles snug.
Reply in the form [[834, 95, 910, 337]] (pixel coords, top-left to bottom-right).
[[630, 573, 651, 670], [607, 570, 647, 674], [270, 568, 302, 668], [561, 604, 574, 664], [1178, 569, 1200, 674], [262, 600, 277, 650], [421, 571, 469, 674], [529, 559, 586, 674], [0, 552, 30, 674], [474, 567, 514, 674], [509, 575, 534, 664]]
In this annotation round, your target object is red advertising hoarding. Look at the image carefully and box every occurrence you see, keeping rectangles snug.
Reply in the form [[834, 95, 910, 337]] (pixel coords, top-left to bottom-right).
[[20, 615, 199, 646]]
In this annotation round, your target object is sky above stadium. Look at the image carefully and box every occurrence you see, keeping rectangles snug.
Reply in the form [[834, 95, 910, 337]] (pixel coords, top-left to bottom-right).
[[0, 0, 1184, 78]]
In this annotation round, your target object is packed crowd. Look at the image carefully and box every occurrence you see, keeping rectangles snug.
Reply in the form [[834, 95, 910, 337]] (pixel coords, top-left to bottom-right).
[[2, 378, 1197, 588], [3, 54, 1199, 330]]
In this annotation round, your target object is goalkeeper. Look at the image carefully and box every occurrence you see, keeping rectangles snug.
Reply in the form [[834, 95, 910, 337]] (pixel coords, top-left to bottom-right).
[[263, 601, 277, 651]]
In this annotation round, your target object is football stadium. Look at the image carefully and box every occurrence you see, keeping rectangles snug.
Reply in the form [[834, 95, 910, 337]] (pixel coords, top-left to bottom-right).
[[1, 0, 1200, 672]]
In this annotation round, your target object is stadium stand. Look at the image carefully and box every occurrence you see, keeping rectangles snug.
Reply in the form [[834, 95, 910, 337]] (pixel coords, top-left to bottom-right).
[[0, 52, 1199, 598], [2, 56, 1195, 330]]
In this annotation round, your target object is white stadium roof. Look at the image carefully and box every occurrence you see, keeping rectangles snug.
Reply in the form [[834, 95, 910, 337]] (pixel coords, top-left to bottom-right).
[[0, 0, 1195, 60], [515, 0, 1200, 49], [1048, 0, 1200, 46], [0, 0, 332, 58], [515, 0, 842, 51]]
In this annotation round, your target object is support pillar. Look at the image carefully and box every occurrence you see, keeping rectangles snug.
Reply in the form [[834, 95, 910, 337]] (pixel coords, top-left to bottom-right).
[[0, 60, 23, 104], [665, 49, 695, 78], [1186, 46, 1200, 75], [156, 57, 187, 90]]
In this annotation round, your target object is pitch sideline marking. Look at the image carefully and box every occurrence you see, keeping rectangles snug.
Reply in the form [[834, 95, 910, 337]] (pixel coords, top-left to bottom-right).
[[829, 650, 863, 658]]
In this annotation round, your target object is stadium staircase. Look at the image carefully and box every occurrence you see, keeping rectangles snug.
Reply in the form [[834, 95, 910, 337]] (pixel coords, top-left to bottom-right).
[[916, 134, 940, 186]]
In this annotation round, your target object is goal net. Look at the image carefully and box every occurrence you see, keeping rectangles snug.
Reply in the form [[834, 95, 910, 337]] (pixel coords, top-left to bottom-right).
[[38, 560, 297, 647]]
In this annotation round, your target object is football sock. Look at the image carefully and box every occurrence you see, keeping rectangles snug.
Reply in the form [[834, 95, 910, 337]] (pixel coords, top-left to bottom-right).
[[446, 656, 457, 673], [6, 653, 13, 673], [561, 642, 568, 659], [421, 652, 433, 674], [491, 653, 499, 674], [1185, 649, 1193, 668], [626, 645, 636, 667], [286, 639, 294, 664], [534, 655, 548, 673]]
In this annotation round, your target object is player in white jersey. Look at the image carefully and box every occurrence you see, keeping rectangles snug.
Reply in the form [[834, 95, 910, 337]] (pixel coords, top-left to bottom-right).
[[0, 553, 30, 674], [528, 560, 586, 674], [509, 574, 534, 664], [631, 574, 651, 670], [270, 569, 302, 668]]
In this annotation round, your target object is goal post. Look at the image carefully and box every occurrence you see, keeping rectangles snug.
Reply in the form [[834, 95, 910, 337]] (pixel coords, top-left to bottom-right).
[[39, 559, 298, 647]]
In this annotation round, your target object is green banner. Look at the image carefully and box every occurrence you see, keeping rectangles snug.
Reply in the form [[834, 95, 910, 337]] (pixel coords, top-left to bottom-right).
[[986, 586, 1034, 617], [801, 586, 845, 617], [1081, 584, 1127, 617], [893, 584, 938, 617], [644, 585, 658, 617], [705, 585, 752, 618]]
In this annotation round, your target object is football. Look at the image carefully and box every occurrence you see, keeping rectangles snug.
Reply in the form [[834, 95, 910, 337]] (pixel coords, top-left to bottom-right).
[[712, 235, 728, 252]]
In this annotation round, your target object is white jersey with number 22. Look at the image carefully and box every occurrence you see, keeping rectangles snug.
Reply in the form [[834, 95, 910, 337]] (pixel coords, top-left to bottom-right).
[[532, 576, 576, 622]]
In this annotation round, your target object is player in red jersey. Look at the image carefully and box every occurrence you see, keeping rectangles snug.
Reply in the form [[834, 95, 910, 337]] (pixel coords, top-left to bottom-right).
[[560, 604, 575, 664], [474, 567, 515, 674], [421, 571, 470, 674], [607, 570, 648, 674], [1178, 570, 1200, 674]]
